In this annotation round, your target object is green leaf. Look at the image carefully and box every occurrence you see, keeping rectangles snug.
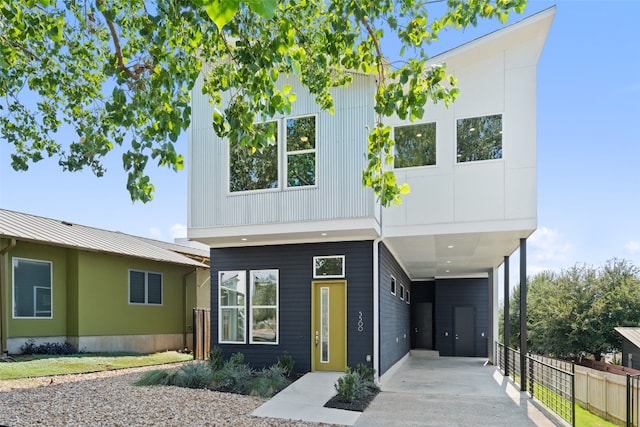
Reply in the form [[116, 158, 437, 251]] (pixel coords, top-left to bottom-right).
[[246, 0, 277, 20], [201, 0, 240, 30]]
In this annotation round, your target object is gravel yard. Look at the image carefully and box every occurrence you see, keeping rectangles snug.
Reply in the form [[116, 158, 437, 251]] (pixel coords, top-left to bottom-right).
[[0, 363, 334, 427]]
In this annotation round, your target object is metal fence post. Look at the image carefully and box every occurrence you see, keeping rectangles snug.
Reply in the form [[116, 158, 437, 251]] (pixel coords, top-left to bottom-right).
[[571, 362, 576, 427]]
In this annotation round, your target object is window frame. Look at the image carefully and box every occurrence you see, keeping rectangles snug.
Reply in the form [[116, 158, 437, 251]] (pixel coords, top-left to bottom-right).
[[12, 257, 53, 319], [218, 270, 247, 344], [249, 269, 279, 345], [313, 255, 345, 279], [406, 290, 410, 304], [393, 122, 437, 169], [455, 114, 503, 163], [400, 284, 405, 301], [390, 275, 396, 296], [285, 114, 318, 189], [128, 269, 163, 306]]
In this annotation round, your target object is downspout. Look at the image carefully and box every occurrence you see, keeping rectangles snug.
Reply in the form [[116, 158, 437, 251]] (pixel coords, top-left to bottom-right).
[[0, 239, 17, 355], [373, 237, 382, 385]]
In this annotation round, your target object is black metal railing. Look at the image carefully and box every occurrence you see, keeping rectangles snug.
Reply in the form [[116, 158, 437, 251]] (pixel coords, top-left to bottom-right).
[[528, 354, 575, 426], [628, 374, 640, 427], [496, 342, 575, 426]]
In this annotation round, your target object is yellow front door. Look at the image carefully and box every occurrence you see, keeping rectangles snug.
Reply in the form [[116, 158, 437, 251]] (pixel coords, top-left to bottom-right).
[[311, 281, 346, 371]]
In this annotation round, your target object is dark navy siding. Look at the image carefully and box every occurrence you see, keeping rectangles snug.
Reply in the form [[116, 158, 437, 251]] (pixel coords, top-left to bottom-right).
[[622, 338, 640, 370], [210, 241, 373, 374], [378, 243, 411, 375], [434, 278, 489, 357], [409, 280, 435, 348]]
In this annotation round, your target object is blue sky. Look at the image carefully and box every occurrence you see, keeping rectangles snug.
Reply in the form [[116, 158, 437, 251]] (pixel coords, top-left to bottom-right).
[[1, 0, 639, 276]]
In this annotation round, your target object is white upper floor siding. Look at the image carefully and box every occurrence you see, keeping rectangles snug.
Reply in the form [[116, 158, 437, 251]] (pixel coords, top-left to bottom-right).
[[188, 8, 555, 278]]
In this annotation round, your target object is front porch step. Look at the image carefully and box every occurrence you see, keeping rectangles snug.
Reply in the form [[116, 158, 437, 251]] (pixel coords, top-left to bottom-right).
[[410, 349, 439, 359]]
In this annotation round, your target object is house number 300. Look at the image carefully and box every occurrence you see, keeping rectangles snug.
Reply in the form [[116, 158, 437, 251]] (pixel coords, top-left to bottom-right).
[[357, 311, 364, 332]]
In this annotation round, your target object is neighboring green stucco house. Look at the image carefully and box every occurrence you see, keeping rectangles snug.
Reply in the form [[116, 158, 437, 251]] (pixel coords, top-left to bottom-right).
[[0, 209, 210, 355]]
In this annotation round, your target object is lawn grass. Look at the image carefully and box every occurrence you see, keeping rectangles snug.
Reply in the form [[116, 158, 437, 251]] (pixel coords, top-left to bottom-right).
[[0, 351, 193, 380]]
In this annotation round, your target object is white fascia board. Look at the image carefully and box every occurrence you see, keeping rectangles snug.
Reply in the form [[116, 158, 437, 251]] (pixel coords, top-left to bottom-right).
[[188, 218, 381, 247], [383, 217, 537, 238]]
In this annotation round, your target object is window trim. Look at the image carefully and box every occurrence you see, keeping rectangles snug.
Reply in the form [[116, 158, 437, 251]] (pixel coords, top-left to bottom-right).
[[285, 114, 318, 189], [400, 284, 405, 301], [390, 275, 396, 296], [455, 113, 503, 164], [406, 290, 410, 304], [128, 269, 163, 306], [249, 269, 279, 345], [313, 255, 345, 279], [12, 257, 53, 319], [218, 270, 247, 344]]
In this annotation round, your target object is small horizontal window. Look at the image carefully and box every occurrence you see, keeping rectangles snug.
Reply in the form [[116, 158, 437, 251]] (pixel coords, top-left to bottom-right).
[[313, 255, 345, 278]]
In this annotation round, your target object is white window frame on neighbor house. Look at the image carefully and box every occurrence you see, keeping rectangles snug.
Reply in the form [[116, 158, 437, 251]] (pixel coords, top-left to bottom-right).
[[12, 257, 53, 319], [456, 114, 503, 163], [393, 122, 437, 169], [313, 255, 345, 279], [219, 270, 247, 344], [390, 275, 396, 296], [229, 115, 318, 194], [249, 269, 279, 345], [399, 284, 405, 301], [406, 290, 410, 304], [128, 269, 163, 306]]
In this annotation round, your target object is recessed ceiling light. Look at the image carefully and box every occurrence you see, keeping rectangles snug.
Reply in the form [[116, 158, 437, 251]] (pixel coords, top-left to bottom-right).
[[447, 245, 454, 249], [241, 238, 248, 241], [469, 127, 476, 132], [446, 260, 451, 264], [321, 233, 327, 236], [416, 133, 422, 137], [445, 270, 450, 273], [300, 136, 309, 142]]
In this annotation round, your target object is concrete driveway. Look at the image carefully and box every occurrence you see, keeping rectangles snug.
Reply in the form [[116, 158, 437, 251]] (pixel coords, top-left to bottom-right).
[[355, 356, 569, 427]]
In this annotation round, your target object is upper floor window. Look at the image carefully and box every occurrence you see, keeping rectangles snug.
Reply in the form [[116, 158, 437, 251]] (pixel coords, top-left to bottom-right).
[[13, 257, 52, 318], [229, 121, 279, 192], [394, 122, 436, 168], [456, 114, 502, 163], [229, 116, 317, 193], [286, 116, 316, 187], [129, 270, 163, 305]]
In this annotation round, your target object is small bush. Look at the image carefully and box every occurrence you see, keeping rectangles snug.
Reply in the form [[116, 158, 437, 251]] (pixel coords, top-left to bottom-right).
[[209, 346, 224, 371], [354, 363, 376, 387], [135, 369, 178, 386], [251, 365, 290, 397], [276, 352, 295, 377], [227, 352, 245, 367], [172, 362, 212, 389], [211, 360, 254, 394], [335, 367, 371, 403], [21, 339, 76, 355]]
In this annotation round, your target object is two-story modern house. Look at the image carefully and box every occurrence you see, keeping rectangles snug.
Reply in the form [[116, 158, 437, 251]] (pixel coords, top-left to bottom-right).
[[188, 8, 555, 379]]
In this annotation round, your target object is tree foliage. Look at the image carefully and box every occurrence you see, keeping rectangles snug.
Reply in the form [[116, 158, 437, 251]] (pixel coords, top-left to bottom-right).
[[1, 0, 525, 204], [504, 259, 640, 360]]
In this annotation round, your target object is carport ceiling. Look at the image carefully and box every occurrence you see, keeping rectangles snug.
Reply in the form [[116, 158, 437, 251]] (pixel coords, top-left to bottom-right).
[[383, 230, 532, 280]]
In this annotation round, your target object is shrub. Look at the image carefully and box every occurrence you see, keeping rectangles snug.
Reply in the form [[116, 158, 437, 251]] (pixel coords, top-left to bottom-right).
[[173, 362, 212, 389], [276, 352, 295, 377], [211, 359, 254, 394], [251, 365, 290, 398], [335, 367, 370, 403], [209, 346, 224, 371], [227, 352, 245, 367], [21, 339, 76, 355], [135, 369, 178, 386], [354, 363, 376, 387]]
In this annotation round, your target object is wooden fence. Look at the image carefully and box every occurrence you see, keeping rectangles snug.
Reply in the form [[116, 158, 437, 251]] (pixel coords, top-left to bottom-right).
[[574, 365, 633, 425], [193, 308, 210, 360]]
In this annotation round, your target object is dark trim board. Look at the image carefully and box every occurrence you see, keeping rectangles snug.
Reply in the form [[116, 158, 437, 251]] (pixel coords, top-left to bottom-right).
[[210, 241, 374, 374]]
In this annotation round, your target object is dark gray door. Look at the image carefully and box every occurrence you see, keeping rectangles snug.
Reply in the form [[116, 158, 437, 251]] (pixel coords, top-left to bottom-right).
[[454, 306, 474, 356], [414, 302, 433, 349]]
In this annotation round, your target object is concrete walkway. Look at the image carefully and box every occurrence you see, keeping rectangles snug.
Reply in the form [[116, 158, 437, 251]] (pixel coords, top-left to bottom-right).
[[252, 356, 569, 426]]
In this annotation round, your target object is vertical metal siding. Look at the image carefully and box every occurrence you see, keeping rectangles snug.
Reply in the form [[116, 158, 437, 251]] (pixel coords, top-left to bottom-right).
[[189, 70, 377, 229]]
